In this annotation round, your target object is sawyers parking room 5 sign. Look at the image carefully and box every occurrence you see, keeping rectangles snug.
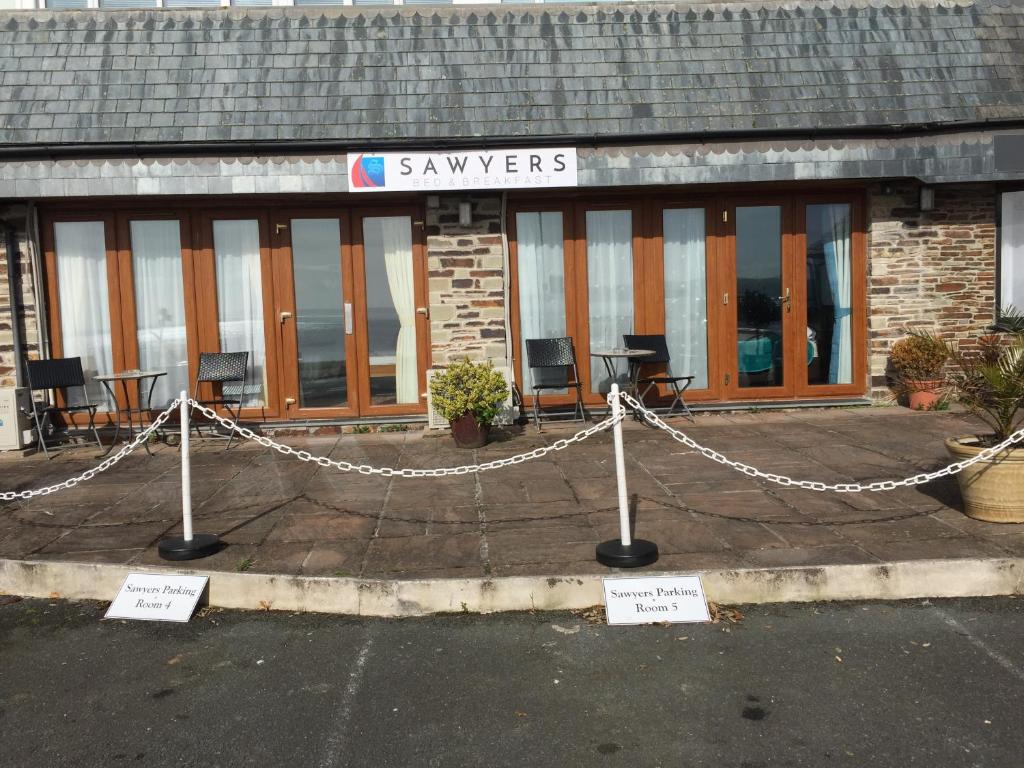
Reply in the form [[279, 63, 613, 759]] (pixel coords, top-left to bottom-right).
[[603, 575, 711, 626]]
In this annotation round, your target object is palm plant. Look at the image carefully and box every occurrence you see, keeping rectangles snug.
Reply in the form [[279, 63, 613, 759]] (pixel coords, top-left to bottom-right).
[[944, 307, 1024, 445]]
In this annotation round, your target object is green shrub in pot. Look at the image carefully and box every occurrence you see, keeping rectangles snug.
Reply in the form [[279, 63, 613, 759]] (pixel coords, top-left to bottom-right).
[[889, 331, 949, 410], [429, 359, 510, 448]]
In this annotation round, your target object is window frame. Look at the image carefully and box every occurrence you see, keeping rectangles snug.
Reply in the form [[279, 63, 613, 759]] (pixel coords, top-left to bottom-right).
[[997, 186, 1024, 319]]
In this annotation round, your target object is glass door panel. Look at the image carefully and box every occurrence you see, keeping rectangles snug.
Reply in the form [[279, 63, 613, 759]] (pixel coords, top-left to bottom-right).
[[805, 204, 853, 386], [663, 208, 709, 389], [212, 219, 267, 407], [515, 211, 567, 394], [735, 206, 785, 389], [586, 210, 634, 394], [129, 219, 187, 408], [53, 221, 115, 410], [362, 216, 419, 406], [291, 219, 349, 409]]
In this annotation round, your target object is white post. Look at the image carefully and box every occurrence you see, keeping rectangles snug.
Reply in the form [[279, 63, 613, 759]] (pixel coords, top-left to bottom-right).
[[180, 390, 193, 543], [609, 383, 631, 547]]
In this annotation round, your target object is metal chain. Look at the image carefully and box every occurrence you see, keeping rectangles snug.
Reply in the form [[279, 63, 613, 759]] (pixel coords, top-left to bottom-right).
[[621, 391, 1024, 493], [186, 398, 623, 477], [0, 399, 181, 502]]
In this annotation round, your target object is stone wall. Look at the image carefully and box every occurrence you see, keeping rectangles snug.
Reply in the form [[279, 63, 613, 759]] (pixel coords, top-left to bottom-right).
[[867, 182, 997, 398], [0, 204, 41, 389], [425, 195, 508, 367]]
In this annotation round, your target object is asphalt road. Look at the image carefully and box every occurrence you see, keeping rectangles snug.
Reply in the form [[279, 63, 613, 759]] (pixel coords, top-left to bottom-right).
[[2, 596, 1024, 767]]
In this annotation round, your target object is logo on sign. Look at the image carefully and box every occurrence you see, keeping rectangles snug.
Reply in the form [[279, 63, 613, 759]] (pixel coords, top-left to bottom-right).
[[351, 154, 386, 188]]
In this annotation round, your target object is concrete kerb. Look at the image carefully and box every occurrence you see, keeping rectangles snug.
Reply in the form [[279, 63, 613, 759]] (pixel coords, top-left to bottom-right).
[[2, 556, 1024, 616]]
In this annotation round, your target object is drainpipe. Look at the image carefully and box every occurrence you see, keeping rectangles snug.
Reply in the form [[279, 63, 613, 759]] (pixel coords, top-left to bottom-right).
[[4, 224, 24, 387], [26, 204, 49, 360], [499, 191, 516, 401]]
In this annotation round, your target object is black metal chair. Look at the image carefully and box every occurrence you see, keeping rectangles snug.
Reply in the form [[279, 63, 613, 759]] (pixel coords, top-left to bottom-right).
[[23, 357, 103, 459], [622, 334, 695, 421], [524, 337, 589, 429], [192, 352, 249, 449]]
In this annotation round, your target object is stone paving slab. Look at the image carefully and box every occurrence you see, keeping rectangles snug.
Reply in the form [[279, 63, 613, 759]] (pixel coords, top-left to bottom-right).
[[1, 406, 1022, 582]]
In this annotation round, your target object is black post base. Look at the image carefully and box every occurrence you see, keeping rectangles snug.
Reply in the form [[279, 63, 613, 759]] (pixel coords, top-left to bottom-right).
[[158, 533, 222, 562], [596, 539, 659, 568]]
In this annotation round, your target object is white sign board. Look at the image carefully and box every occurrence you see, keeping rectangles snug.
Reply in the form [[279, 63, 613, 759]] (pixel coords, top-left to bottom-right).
[[347, 148, 577, 192], [603, 575, 711, 626], [105, 573, 208, 623]]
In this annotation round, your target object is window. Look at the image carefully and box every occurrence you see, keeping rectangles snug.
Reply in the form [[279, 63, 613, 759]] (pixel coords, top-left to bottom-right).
[[212, 220, 268, 408], [663, 208, 708, 389], [129, 220, 188, 409], [515, 211, 567, 393], [1001, 191, 1024, 313], [586, 210, 634, 394], [98, 0, 159, 7], [52, 222, 115, 410], [805, 204, 853, 385]]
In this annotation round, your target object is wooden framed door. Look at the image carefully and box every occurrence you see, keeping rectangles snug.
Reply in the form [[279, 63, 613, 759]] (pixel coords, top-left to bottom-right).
[[791, 192, 868, 398], [40, 211, 126, 423], [194, 210, 282, 420], [350, 208, 430, 416], [643, 199, 722, 403], [508, 202, 580, 408], [720, 197, 798, 399], [114, 210, 196, 413], [271, 211, 360, 419], [573, 201, 646, 405]]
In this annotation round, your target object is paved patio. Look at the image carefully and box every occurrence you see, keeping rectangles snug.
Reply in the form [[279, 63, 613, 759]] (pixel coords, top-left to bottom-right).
[[1, 405, 1021, 580]]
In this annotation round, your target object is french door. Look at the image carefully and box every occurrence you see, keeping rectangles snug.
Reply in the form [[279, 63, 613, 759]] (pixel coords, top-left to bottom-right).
[[721, 200, 796, 398], [720, 195, 866, 400], [270, 209, 429, 418], [510, 193, 866, 406]]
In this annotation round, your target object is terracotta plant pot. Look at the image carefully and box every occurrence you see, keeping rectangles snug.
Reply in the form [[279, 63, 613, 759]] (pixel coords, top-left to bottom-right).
[[449, 412, 489, 449], [906, 379, 943, 411], [945, 436, 1024, 523]]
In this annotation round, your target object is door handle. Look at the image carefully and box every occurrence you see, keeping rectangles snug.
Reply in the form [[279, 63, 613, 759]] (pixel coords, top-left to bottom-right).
[[778, 288, 792, 312], [279, 311, 293, 324], [344, 303, 354, 335], [416, 306, 429, 318]]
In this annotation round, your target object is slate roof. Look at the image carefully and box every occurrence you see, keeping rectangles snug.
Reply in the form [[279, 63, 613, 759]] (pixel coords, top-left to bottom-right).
[[0, 0, 1023, 149]]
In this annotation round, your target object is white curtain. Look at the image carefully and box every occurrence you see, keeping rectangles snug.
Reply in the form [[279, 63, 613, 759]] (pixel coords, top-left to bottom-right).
[[663, 209, 708, 389], [366, 216, 418, 404], [818, 204, 853, 384], [213, 220, 266, 407], [1002, 191, 1024, 312], [516, 211, 566, 392], [130, 220, 187, 408], [586, 210, 633, 393], [54, 222, 113, 410]]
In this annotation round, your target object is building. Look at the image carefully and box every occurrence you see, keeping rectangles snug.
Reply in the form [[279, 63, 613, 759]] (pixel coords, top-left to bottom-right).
[[0, 0, 1023, 428]]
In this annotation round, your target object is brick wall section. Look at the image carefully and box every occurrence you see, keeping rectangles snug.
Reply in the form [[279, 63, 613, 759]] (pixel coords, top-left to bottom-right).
[[0, 205, 41, 389], [867, 182, 997, 398], [425, 195, 508, 367]]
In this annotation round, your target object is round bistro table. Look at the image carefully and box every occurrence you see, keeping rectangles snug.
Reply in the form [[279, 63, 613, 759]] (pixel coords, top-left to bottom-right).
[[94, 369, 167, 457], [590, 349, 654, 418]]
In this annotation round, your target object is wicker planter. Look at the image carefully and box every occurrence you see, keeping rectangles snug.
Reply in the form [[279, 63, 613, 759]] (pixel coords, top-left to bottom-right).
[[449, 413, 490, 449], [906, 379, 943, 411], [945, 436, 1024, 523]]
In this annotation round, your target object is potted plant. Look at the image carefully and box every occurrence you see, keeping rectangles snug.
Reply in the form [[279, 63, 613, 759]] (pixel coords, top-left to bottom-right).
[[889, 331, 950, 410], [429, 359, 510, 449], [943, 317, 1024, 522]]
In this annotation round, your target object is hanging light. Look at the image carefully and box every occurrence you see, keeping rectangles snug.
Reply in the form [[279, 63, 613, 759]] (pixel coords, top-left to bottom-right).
[[919, 186, 935, 212]]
